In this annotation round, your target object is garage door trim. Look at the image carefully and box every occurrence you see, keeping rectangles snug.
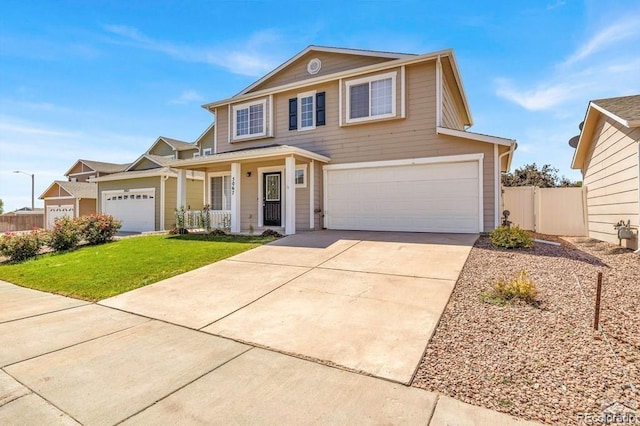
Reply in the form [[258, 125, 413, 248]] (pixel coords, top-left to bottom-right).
[[323, 153, 484, 232]]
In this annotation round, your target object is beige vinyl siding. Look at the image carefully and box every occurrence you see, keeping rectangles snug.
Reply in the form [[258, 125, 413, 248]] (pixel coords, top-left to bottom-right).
[[164, 178, 177, 230], [98, 177, 162, 231], [250, 51, 396, 93], [149, 142, 174, 157], [295, 160, 311, 231], [314, 160, 323, 229], [583, 115, 639, 249], [197, 126, 215, 153], [42, 185, 72, 198], [442, 74, 464, 130], [79, 198, 96, 217], [186, 178, 204, 211], [213, 61, 496, 230]]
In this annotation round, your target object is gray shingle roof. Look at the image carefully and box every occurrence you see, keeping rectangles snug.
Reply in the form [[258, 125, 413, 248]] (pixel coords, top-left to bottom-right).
[[592, 94, 640, 126], [57, 181, 97, 199], [77, 160, 129, 174], [160, 137, 198, 151], [145, 154, 176, 166]]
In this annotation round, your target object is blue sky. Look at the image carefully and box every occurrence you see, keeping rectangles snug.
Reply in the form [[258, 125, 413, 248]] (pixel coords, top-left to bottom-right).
[[1, 0, 639, 211]]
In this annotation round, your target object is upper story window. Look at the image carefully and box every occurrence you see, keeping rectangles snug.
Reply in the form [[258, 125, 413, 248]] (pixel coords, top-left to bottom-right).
[[289, 92, 325, 131], [232, 99, 266, 140], [345, 71, 396, 124]]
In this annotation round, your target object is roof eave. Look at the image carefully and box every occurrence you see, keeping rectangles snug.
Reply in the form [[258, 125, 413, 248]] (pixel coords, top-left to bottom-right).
[[170, 146, 331, 169], [202, 48, 456, 111]]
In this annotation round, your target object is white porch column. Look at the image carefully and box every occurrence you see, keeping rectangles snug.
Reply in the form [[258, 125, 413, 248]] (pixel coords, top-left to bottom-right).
[[176, 169, 187, 209], [285, 156, 296, 235], [203, 172, 210, 207], [230, 162, 241, 233]]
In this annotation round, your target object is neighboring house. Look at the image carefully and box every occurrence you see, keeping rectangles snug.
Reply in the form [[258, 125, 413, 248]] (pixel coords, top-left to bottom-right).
[[93, 134, 208, 232], [571, 94, 640, 250], [163, 45, 515, 235], [40, 160, 128, 229]]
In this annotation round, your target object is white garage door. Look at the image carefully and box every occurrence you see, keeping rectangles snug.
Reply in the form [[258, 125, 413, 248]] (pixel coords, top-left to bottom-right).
[[46, 205, 74, 230], [103, 189, 155, 232], [325, 160, 481, 233]]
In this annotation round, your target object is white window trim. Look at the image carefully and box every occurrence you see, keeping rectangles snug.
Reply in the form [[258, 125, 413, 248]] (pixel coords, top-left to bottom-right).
[[295, 164, 308, 188], [345, 71, 397, 124], [231, 99, 267, 141], [193, 152, 201, 158], [297, 90, 316, 131], [203, 148, 212, 156], [208, 171, 232, 211]]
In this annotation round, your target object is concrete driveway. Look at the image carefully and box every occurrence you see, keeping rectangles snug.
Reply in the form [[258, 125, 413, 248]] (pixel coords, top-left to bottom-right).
[[101, 230, 476, 383], [0, 232, 543, 425]]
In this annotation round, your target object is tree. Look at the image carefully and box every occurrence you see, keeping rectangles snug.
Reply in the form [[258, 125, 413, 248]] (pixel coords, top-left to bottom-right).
[[502, 163, 580, 187], [0, 198, 3, 215]]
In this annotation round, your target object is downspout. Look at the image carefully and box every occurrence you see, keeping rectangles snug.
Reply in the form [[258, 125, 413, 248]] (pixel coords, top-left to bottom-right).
[[497, 144, 515, 226], [160, 172, 170, 231]]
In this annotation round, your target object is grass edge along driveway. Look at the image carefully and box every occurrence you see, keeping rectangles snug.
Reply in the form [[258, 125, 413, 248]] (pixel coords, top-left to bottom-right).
[[0, 234, 276, 301]]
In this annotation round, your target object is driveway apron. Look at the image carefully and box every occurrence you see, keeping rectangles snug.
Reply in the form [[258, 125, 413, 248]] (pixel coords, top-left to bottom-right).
[[101, 230, 477, 383]]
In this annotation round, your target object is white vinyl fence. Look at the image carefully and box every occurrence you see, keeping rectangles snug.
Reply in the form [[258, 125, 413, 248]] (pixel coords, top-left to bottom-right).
[[502, 186, 587, 236]]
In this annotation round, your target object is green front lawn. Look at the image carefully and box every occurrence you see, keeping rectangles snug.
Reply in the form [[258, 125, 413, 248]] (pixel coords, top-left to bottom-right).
[[0, 234, 275, 301]]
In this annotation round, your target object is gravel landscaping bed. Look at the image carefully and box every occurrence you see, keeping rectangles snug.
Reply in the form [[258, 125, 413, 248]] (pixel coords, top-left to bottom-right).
[[412, 235, 639, 425]]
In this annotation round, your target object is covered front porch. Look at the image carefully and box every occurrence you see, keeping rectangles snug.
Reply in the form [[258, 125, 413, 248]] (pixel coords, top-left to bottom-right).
[[172, 145, 330, 235]]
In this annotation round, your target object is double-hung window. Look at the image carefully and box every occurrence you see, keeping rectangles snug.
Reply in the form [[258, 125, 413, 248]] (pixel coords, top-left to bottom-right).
[[289, 92, 326, 131], [210, 174, 231, 211], [232, 100, 266, 140], [346, 71, 396, 123]]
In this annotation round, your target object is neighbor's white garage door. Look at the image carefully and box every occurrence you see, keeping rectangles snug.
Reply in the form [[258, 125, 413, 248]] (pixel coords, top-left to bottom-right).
[[325, 160, 481, 233], [103, 189, 155, 232], [46, 205, 74, 230]]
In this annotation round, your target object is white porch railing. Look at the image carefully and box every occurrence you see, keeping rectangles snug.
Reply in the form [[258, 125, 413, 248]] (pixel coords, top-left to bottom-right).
[[183, 210, 231, 231]]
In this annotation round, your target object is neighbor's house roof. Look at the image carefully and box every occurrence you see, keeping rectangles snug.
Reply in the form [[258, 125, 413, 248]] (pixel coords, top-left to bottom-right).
[[572, 94, 640, 170], [92, 167, 178, 182], [159, 136, 198, 151], [39, 180, 97, 200], [124, 154, 178, 172], [203, 45, 473, 127], [64, 159, 129, 177]]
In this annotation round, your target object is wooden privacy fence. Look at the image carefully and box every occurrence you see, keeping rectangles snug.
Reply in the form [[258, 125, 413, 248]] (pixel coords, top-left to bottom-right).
[[0, 215, 44, 232], [502, 186, 587, 236]]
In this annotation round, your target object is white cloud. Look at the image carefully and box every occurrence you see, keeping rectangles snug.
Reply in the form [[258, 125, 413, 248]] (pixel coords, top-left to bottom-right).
[[170, 90, 204, 105], [102, 25, 280, 77], [495, 15, 640, 112], [546, 0, 566, 11], [563, 17, 638, 66]]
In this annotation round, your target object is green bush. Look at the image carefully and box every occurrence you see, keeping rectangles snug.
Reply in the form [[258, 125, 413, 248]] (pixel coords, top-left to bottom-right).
[[79, 214, 122, 245], [0, 229, 47, 262], [489, 225, 533, 249], [49, 216, 81, 251]]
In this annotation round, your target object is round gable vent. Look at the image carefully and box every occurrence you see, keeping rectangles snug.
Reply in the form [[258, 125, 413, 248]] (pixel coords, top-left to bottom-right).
[[307, 58, 322, 75]]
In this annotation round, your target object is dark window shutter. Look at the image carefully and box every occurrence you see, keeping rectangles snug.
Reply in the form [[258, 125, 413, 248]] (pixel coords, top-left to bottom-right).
[[289, 98, 297, 130], [316, 92, 326, 126]]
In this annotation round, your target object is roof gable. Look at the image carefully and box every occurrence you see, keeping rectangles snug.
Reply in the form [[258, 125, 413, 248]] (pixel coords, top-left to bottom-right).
[[239, 45, 415, 95], [126, 155, 168, 172], [64, 159, 128, 177], [39, 181, 97, 199]]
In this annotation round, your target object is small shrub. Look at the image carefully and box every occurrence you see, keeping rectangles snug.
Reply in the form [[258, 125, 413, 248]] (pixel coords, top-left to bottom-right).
[[490, 225, 533, 249], [489, 270, 538, 304], [0, 229, 47, 262], [79, 214, 122, 245], [208, 228, 227, 236], [49, 216, 81, 251], [261, 229, 283, 238]]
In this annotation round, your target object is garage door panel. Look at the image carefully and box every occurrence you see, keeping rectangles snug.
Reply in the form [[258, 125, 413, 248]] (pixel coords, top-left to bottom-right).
[[325, 161, 480, 233], [103, 190, 155, 232], [46, 205, 74, 230]]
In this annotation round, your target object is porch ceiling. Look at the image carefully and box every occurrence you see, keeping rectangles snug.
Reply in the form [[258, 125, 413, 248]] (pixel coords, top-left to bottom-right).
[[170, 145, 331, 170]]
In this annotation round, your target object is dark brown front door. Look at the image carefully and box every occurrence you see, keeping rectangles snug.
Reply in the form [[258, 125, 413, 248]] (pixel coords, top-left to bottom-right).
[[263, 172, 281, 226]]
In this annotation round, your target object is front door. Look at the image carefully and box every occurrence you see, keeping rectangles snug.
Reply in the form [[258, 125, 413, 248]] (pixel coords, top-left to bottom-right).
[[263, 172, 281, 226]]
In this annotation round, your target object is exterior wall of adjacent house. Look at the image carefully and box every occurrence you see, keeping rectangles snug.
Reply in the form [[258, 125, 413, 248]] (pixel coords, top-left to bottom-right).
[[442, 73, 465, 130], [164, 177, 205, 229], [98, 177, 162, 231], [44, 198, 75, 213], [79, 198, 96, 217], [211, 59, 498, 231], [197, 126, 215, 153], [582, 115, 640, 249], [249, 51, 396, 93], [132, 158, 163, 171], [177, 149, 199, 160], [149, 142, 174, 157], [67, 162, 96, 182]]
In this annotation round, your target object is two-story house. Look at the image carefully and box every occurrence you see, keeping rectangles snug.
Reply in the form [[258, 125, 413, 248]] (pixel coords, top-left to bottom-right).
[[161, 45, 515, 235], [39, 159, 128, 229]]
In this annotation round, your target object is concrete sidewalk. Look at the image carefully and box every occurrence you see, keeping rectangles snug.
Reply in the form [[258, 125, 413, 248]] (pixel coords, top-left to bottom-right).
[[0, 287, 539, 425]]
